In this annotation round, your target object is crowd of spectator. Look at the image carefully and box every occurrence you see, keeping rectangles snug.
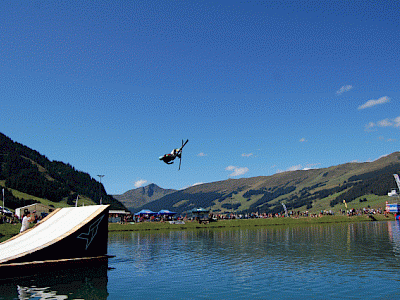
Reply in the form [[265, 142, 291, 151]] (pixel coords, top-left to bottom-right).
[[0, 212, 19, 224], [208, 207, 386, 220], [0, 210, 47, 226]]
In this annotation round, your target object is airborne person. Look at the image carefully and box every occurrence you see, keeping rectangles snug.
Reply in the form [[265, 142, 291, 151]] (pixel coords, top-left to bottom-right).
[[159, 139, 188, 169]]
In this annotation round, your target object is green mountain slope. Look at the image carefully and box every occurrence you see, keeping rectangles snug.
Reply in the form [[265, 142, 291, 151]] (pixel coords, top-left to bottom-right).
[[0, 133, 126, 211], [140, 152, 400, 214]]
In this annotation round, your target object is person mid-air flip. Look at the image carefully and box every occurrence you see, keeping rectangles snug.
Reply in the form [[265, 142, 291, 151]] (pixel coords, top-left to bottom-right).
[[159, 139, 189, 170]]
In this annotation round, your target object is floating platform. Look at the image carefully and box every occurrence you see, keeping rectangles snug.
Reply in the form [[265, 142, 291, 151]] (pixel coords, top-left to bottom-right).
[[0, 205, 109, 280]]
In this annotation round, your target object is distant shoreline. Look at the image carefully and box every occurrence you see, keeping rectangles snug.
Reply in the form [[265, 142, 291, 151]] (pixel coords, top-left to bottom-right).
[[0, 214, 395, 243], [108, 214, 395, 232]]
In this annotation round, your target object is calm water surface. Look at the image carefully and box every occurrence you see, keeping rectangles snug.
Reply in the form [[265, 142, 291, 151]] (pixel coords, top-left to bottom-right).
[[2, 221, 400, 299]]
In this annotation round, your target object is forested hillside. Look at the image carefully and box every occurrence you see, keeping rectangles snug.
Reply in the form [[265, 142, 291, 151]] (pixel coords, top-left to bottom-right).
[[0, 133, 126, 210]]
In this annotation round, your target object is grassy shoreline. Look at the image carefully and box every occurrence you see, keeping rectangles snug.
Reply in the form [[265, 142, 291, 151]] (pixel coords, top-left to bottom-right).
[[0, 214, 395, 243], [108, 214, 395, 232]]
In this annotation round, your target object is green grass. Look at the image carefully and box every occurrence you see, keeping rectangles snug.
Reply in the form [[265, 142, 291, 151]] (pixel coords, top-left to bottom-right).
[[108, 214, 394, 232], [0, 180, 97, 211], [0, 223, 21, 243], [290, 194, 388, 215]]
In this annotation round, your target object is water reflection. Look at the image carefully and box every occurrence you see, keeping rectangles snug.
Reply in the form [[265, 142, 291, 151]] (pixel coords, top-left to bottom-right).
[[109, 222, 399, 266], [2, 222, 400, 299], [108, 222, 400, 299], [0, 263, 108, 300]]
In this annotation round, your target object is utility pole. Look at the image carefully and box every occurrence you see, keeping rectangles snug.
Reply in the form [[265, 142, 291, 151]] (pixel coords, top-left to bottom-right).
[[97, 175, 105, 205]]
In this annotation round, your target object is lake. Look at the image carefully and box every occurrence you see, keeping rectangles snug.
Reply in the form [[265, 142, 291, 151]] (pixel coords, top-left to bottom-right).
[[1, 221, 400, 299]]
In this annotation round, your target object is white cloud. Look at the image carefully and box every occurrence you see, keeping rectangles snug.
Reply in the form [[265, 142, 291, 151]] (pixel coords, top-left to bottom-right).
[[181, 182, 204, 189], [378, 136, 397, 143], [134, 179, 148, 188], [276, 165, 301, 173], [242, 153, 253, 157], [376, 154, 390, 160], [365, 116, 400, 131], [299, 138, 307, 142], [378, 118, 393, 127], [276, 163, 320, 173], [336, 85, 353, 95], [225, 165, 249, 177], [365, 122, 376, 131], [287, 164, 302, 171], [197, 152, 207, 157], [358, 96, 390, 110], [304, 163, 321, 169]]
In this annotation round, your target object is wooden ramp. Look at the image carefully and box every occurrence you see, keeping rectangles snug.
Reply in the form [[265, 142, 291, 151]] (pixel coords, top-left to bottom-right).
[[0, 205, 109, 265]]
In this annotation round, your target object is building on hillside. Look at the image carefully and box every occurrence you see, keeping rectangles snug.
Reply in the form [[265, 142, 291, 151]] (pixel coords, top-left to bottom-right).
[[15, 203, 54, 219]]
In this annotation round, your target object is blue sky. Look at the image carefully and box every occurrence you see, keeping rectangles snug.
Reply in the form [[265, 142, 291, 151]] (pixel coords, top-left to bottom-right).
[[1, 0, 399, 195]]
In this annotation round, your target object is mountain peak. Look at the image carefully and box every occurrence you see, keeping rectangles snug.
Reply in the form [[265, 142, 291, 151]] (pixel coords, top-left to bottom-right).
[[113, 184, 177, 212]]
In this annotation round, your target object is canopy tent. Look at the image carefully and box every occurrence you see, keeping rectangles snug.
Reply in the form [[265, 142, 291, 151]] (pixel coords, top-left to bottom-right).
[[191, 208, 210, 223], [192, 208, 209, 214], [134, 209, 156, 216], [158, 209, 177, 216]]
